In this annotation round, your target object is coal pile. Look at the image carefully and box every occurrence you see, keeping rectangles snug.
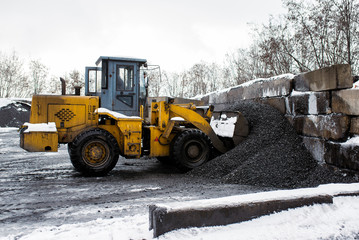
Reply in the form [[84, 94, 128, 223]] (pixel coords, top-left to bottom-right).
[[0, 101, 31, 127], [189, 101, 357, 189]]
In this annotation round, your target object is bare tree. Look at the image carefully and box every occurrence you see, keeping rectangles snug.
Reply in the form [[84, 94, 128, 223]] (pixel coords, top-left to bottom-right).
[[61, 70, 85, 95], [0, 51, 28, 98], [29, 59, 48, 95], [251, 0, 359, 75]]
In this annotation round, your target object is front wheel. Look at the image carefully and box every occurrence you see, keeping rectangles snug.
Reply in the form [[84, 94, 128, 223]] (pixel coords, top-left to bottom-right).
[[171, 129, 211, 172], [68, 129, 120, 176]]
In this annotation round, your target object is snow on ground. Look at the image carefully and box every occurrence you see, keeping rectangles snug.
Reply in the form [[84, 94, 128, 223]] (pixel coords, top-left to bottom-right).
[[2, 195, 358, 240], [167, 196, 359, 240], [1, 183, 358, 240], [156, 183, 359, 211]]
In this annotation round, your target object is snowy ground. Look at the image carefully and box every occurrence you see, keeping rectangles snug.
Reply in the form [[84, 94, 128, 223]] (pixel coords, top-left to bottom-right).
[[1, 127, 359, 240]]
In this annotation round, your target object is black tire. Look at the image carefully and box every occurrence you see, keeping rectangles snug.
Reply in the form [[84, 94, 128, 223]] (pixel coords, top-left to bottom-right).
[[171, 129, 211, 172], [68, 129, 120, 176]]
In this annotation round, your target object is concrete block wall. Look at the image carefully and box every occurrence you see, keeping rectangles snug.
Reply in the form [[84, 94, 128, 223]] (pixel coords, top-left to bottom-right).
[[201, 64, 359, 171]]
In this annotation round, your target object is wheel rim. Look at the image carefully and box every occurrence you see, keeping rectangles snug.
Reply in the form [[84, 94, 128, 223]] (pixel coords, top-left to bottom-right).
[[183, 139, 207, 164], [82, 139, 110, 167]]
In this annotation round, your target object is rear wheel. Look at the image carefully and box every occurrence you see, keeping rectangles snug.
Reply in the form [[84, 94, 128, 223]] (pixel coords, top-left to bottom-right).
[[171, 129, 211, 172], [68, 129, 120, 176]]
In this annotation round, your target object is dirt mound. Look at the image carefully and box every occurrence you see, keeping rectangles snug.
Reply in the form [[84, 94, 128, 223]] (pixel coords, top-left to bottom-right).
[[189, 101, 357, 189], [0, 101, 31, 127]]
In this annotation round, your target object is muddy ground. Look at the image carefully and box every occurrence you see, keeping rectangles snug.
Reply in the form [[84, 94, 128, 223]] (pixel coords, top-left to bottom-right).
[[1, 100, 358, 238], [0, 128, 271, 237]]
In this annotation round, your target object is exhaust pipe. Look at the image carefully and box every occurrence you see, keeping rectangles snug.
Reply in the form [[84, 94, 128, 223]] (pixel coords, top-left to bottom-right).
[[60, 78, 66, 95], [74, 86, 81, 96], [60, 77, 82, 96]]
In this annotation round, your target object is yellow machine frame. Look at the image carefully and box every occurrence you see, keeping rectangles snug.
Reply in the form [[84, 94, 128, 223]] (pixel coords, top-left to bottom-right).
[[21, 95, 227, 158]]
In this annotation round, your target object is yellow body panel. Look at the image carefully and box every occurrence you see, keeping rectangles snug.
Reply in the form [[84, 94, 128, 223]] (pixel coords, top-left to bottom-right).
[[94, 110, 143, 158], [47, 104, 86, 128], [21, 131, 58, 152], [147, 126, 175, 157], [29, 95, 99, 143], [117, 119, 142, 158]]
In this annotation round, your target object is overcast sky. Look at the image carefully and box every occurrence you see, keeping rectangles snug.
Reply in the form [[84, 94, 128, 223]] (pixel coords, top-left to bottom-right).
[[0, 0, 286, 76]]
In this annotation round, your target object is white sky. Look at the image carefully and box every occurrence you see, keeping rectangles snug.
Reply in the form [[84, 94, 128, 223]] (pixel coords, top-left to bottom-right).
[[0, 0, 286, 76]]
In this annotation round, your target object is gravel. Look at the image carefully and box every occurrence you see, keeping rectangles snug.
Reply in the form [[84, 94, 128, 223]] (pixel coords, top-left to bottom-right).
[[1, 99, 357, 189], [0, 102, 30, 127], [189, 100, 358, 189]]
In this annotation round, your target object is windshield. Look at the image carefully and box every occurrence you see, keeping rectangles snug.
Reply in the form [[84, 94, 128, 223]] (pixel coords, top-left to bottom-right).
[[140, 65, 161, 97]]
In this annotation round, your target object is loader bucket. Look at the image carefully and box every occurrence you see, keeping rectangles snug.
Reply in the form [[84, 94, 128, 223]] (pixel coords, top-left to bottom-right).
[[210, 111, 249, 147]]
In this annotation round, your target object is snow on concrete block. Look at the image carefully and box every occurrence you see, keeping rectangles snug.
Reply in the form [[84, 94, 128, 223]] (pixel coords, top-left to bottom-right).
[[227, 85, 245, 102], [227, 76, 293, 102], [332, 89, 359, 115], [260, 76, 292, 98], [286, 91, 331, 115], [200, 95, 209, 105], [294, 64, 352, 92], [149, 191, 332, 238], [350, 117, 359, 135], [325, 138, 359, 170], [291, 114, 349, 140], [209, 90, 228, 104], [302, 136, 326, 164]]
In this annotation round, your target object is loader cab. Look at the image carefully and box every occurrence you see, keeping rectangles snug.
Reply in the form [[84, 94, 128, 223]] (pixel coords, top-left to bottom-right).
[[85, 56, 147, 116]]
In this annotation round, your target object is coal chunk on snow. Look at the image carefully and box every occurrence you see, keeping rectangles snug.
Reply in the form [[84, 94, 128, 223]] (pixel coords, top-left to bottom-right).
[[189, 100, 357, 189]]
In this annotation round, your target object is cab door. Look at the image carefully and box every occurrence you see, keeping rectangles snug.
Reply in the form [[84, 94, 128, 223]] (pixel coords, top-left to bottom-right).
[[85, 66, 101, 96], [109, 61, 139, 116]]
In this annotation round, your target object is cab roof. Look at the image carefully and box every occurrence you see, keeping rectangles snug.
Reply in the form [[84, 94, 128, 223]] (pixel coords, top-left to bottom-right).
[[96, 56, 147, 66]]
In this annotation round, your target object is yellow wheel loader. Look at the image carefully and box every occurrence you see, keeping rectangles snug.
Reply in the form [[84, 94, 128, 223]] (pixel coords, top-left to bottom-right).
[[20, 56, 248, 176]]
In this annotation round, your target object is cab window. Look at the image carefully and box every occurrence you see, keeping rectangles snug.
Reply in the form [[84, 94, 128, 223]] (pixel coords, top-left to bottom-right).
[[116, 65, 134, 91]]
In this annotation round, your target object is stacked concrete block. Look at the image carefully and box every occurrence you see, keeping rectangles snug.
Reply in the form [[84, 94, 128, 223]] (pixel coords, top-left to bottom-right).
[[302, 137, 327, 164], [208, 89, 229, 105], [226, 75, 293, 103], [302, 137, 359, 170], [332, 89, 359, 115], [255, 97, 286, 114], [294, 64, 352, 91], [350, 118, 359, 135], [202, 74, 293, 112], [201, 64, 359, 171], [289, 115, 349, 140], [324, 140, 359, 170], [285, 91, 331, 115], [287, 64, 358, 170]]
